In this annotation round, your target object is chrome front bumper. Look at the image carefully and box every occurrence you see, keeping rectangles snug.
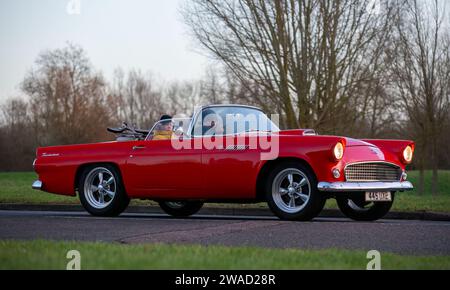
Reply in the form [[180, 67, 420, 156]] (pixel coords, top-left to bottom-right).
[[317, 181, 413, 192], [32, 180, 43, 190]]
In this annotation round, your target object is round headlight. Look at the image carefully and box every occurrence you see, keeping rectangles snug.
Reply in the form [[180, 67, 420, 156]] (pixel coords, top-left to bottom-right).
[[333, 142, 344, 160], [403, 145, 413, 163]]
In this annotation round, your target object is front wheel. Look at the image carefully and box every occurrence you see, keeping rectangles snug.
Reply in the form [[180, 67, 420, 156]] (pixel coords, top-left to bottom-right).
[[159, 201, 204, 217], [336, 193, 395, 221], [265, 162, 325, 221]]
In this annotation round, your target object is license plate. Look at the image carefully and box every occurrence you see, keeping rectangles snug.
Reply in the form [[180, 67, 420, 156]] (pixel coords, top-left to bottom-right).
[[365, 191, 391, 202]]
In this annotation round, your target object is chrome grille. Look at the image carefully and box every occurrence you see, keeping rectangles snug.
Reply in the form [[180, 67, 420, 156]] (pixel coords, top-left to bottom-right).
[[345, 162, 401, 182]]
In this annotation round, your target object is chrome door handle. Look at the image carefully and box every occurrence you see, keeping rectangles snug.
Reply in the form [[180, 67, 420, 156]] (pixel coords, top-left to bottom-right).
[[132, 145, 146, 150]]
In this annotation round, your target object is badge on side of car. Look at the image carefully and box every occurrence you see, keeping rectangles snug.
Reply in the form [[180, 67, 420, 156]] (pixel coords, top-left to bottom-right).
[[365, 191, 392, 202]]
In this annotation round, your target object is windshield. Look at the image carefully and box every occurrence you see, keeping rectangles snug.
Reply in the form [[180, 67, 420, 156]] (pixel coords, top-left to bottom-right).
[[192, 106, 280, 136]]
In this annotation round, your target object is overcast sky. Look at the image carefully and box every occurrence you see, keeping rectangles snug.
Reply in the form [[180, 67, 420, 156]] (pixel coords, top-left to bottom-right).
[[0, 0, 209, 101]]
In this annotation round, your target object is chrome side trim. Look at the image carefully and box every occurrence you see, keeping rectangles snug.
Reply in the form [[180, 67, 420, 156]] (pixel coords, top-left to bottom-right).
[[225, 145, 249, 151], [317, 181, 413, 192], [42, 153, 60, 157], [32, 180, 43, 190]]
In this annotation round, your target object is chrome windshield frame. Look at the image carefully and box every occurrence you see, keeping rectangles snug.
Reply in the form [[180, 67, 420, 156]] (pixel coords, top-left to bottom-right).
[[186, 104, 279, 138]]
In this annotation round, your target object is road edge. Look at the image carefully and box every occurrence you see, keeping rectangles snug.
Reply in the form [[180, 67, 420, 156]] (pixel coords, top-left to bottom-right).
[[0, 203, 449, 221]]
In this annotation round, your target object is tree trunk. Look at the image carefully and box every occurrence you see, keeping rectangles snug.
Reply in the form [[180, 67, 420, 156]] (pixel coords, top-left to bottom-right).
[[417, 142, 426, 195], [431, 167, 438, 196], [431, 137, 439, 195], [418, 166, 424, 196]]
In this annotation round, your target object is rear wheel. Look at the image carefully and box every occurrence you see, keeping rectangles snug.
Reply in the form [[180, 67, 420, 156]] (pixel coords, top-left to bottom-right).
[[336, 193, 395, 221], [159, 201, 204, 217], [265, 162, 325, 221], [78, 165, 130, 217]]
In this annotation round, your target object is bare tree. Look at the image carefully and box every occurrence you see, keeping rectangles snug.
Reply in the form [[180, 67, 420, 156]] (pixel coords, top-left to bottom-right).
[[182, 0, 398, 133], [165, 80, 204, 116], [0, 97, 36, 170], [200, 66, 228, 104], [388, 0, 450, 195], [110, 68, 164, 128], [22, 43, 112, 145]]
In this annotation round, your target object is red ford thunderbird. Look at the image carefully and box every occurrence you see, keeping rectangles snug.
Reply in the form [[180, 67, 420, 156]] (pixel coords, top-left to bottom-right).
[[32, 104, 414, 221]]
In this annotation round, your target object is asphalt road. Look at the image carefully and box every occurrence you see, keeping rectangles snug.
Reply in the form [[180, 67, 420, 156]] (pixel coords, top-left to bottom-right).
[[1, 210, 449, 255]]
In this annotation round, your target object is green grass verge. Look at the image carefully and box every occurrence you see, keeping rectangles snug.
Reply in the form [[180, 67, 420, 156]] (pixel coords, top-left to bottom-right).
[[0, 172, 74, 204], [0, 171, 449, 212], [0, 240, 449, 270]]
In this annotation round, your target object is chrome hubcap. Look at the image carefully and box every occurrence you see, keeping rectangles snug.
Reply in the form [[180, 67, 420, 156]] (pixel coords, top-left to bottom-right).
[[84, 167, 116, 209], [272, 168, 311, 213]]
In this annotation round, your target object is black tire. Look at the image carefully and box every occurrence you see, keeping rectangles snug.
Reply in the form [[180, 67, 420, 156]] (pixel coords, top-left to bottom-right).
[[78, 164, 130, 217], [336, 193, 395, 221], [159, 201, 204, 217], [265, 162, 325, 221]]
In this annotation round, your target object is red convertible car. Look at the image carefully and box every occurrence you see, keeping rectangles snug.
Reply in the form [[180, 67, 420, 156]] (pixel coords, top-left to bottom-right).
[[32, 104, 414, 221]]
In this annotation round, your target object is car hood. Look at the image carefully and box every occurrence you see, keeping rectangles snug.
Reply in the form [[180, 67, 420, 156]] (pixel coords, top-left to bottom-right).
[[277, 130, 376, 147]]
